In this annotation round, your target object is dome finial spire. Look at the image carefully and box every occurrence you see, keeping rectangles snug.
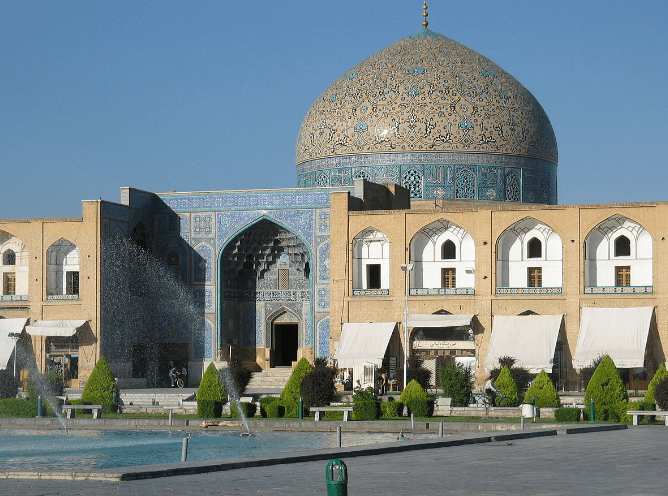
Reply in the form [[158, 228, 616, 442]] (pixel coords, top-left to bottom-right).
[[422, 1, 429, 29]]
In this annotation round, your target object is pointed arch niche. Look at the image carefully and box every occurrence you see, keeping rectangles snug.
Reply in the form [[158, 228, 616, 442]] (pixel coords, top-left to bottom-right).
[[352, 227, 390, 295], [219, 218, 312, 369], [46, 238, 80, 299], [0, 229, 29, 300], [496, 218, 563, 294], [409, 219, 475, 295], [584, 215, 652, 292]]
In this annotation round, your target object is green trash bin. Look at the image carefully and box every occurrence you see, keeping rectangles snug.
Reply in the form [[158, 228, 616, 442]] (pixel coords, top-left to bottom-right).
[[325, 458, 348, 496]]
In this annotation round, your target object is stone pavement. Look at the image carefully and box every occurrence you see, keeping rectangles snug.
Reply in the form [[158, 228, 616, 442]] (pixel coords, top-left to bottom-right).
[[1, 427, 666, 495]]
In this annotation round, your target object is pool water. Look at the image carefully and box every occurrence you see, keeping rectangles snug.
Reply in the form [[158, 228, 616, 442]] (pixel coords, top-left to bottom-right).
[[0, 429, 417, 471]]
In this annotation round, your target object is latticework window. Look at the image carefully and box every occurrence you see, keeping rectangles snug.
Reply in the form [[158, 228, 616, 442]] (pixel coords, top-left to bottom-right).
[[442, 268, 456, 288], [527, 267, 542, 288], [615, 266, 631, 287]]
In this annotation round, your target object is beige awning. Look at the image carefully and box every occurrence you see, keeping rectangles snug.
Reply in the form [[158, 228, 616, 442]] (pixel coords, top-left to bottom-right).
[[407, 314, 474, 328], [0, 318, 28, 369], [334, 322, 396, 369], [484, 315, 563, 373], [573, 307, 653, 369], [25, 320, 87, 337]]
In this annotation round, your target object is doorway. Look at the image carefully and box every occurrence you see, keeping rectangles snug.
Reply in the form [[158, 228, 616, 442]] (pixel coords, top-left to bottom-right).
[[273, 323, 298, 366]]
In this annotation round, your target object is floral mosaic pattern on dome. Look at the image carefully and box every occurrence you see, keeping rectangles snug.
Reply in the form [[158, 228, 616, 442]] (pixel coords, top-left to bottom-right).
[[296, 29, 557, 165]]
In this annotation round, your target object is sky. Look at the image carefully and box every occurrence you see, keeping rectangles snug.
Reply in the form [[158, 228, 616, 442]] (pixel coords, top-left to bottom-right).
[[2, 1, 667, 219]]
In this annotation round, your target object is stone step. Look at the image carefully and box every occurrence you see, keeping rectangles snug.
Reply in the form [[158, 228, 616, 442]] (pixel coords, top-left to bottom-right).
[[246, 367, 293, 390]]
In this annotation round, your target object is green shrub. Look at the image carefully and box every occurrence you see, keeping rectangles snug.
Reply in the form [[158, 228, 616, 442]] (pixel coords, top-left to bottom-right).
[[406, 399, 432, 417], [644, 365, 668, 407], [197, 400, 223, 418], [282, 400, 301, 418], [81, 356, 119, 413], [259, 397, 283, 418], [324, 410, 344, 420], [495, 366, 519, 406], [399, 379, 428, 404], [654, 377, 668, 410], [380, 399, 403, 418], [523, 371, 560, 407], [0, 398, 39, 417], [617, 400, 645, 424], [231, 401, 257, 418], [279, 358, 313, 409], [0, 369, 19, 399], [489, 357, 535, 396], [584, 355, 628, 410], [438, 361, 473, 407], [300, 358, 337, 408], [352, 400, 379, 420], [197, 363, 227, 418], [554, 407, 581, 422], [26, 369, 64, 401]]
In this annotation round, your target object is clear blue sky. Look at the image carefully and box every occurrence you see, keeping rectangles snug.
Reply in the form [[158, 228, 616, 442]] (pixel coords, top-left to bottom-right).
[[2, 1, 667, 219]]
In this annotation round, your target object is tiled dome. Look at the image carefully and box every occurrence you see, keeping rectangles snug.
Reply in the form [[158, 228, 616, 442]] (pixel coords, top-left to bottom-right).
[[296, 29, 558, 204]]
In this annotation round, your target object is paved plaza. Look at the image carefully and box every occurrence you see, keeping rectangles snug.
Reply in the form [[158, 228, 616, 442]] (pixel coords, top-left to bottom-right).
[[0, 426, 666, 495]]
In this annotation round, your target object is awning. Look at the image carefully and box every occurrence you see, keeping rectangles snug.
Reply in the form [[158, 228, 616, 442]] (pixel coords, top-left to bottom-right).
[[484, 315, 563, 373], [334, 322, 396, 369], [0, 318, 27, 370], [25, 320, 87, 337], [573, 307, 653, 369], [407, 314, 474, 328]]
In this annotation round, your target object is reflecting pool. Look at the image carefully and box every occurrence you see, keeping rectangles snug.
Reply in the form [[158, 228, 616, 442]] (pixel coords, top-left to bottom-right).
[[0, 429, 426, 471]]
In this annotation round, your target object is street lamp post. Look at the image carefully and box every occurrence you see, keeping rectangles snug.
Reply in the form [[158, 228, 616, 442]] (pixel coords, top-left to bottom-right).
[[400, 263, 413, 390], [8, 333, 21, 378]]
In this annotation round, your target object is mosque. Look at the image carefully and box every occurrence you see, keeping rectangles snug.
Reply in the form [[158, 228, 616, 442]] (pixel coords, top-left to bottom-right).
[[0, 5, 666, 391]]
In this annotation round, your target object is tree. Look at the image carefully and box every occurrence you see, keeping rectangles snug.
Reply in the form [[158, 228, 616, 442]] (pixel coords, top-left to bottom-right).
[[584, 355, 628, 408], [81, 356, 119, 413], [523, 370, 560, 407], [438, 361, 473, 407], [197, 362, 227, 418], [644, 364, 668, 408], [300, 358, 337, 407], [495, 366, 519, 406]]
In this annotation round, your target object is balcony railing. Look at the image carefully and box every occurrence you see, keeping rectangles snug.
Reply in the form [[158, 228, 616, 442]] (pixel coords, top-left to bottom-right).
[[410, 287, 475, 296], [496, 287, 562, 295], [46, 294, 80, 300], [352, 289, 390, 296], [584, 286, 653, 294], [0, 295, 28, 302]]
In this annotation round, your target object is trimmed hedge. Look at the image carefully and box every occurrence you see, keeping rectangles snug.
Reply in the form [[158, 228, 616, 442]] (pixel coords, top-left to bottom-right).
[[231, 401, 257, 419], [81, 356, 119, 413], [352, 400, 379, 420], [0, 369, 19, 399], [0, 398, 39, 417], [554, 407, 581, 422], [617, 400, 645, 424], [197, 363, 227, 418], [406, 399, 433, 417], [259, 397, 283, 418], [279, 358, 313, 418], [523, 371, 560, 408], [495, 366, 519, 406], [197, 400, 223, 418], [584, 355, 628, 409], [380, 399, 403, 418], [324, 410, 345, 421]]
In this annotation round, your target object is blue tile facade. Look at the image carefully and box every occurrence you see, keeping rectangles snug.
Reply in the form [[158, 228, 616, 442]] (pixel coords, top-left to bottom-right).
[[100, 187, 346, 372]]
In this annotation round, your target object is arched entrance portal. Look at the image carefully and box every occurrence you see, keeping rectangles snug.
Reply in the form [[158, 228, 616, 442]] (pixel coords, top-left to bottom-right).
[[220, 219, 311, 370]]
